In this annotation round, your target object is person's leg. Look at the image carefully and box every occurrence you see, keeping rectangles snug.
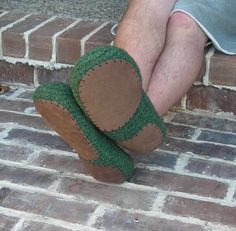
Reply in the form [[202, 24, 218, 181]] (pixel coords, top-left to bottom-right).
[[147, 12, 208, 115], [115, 0, 178, 91]]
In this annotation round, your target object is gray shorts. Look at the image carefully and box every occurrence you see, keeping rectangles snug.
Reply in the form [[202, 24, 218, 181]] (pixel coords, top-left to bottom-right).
[[172, 0, 236, 55]]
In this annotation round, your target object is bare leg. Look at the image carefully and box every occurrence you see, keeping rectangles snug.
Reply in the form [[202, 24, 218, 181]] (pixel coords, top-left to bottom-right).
[[147, 12, 208, 115], [115, 0, 178, 91]]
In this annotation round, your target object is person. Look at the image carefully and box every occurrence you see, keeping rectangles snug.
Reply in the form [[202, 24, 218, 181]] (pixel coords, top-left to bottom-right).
[[33, 0, 236, 183], [115, 0, 236, 116]]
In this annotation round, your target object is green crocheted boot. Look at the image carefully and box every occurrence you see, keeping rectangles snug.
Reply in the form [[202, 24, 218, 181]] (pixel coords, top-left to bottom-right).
[[70, 45, 166, 154], [33, 82, 134, 183]]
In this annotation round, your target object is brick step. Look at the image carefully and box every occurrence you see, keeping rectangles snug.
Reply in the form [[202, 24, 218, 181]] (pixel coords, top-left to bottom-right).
[[0, 11, 235, 114]]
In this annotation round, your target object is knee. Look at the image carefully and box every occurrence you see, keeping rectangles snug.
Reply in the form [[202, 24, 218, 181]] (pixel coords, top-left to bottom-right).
[[168, 11, 199, 30], [168, 12, 208, 44]]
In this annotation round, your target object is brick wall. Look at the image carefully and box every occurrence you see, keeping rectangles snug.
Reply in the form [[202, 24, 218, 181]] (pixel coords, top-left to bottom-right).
[[0, 10, 235, 114]]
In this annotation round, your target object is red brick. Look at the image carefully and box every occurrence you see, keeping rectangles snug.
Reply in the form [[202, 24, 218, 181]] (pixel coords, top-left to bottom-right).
[[56, 20, 102, 64], [0, 214, 19, 231], [172, 112, 236, 133], [28, 17, 75, 61], [198, 130, 236, 146], [0, 143, 32, 162], [58, 177, 159, 211], [186, 158, 236, 180], [209, 52, 236, 86], [187, 86, 236, 114], [31, 152, 86, 174], [0, 111, 51, 130], [163, 195, 236, 227], [94, 208, 205, 231], [167, 123, 196, 139], [21, 222, 71, 231], [0, 98, 34, 112], [0, 12, 26, 28], [131, 150, 177, 169], [36, 67, 73, 84], [1, 190, 53, 213], [0, 164, 57, 188], [85, 23, 114, 52], [163, 137, 236, 161], [2, 14, 49, 58], [0, 60, 34, 85], [6, 129, 72, 152], [132, 168, 227, 198], [1, 190, 97, 224], [0, 187, 11, 202]]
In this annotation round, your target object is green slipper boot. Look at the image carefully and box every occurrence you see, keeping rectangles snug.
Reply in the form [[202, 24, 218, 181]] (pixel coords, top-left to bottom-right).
[[70, 45, 166, 154], [33, 82, 134, 183]]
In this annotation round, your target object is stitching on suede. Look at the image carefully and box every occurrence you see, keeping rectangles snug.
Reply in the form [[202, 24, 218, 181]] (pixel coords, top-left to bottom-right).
[[78, 59, 141, 132], [35, 99, 99, 161]]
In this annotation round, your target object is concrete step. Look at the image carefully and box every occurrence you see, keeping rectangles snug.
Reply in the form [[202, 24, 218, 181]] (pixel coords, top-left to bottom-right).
[[0, 11, 235, 115]]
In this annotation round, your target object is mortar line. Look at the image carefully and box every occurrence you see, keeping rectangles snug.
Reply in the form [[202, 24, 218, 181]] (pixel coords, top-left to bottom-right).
[[23, 16, 57, 59], [3, 86, 32, 100], [175, 109, 236, 122], [0, 139, 77, 158], [151, 192, 167, 212], [33, 67, 39, 88], [86, 205, 106, 227], [0, 150, 232, 190], [0, 158, 58, 173], [11, 218, 25, 231], [0, 181, 98, 205], [51, 19, 82, 63], [0, 109, 40, 117], [0, 181, 235, 231], [210, 83, 236, 91], [0, 207, 100, 231], [202, 46, 215, 86], [0, 176, 235, 211], [80, 21, 110, 56], [174, 153, 191, 171], [170, 136, 236, 148], [120, 207, 236, 231], [2, 56, 74, 70], [0, 139, 234, 187], [61, 172, 236, 207], [23, 106, 36, 114], [157, 148, 236, 166], [190, 128, 202, 141], [135, 163, 234, 184], [0, 11, 8, 18], [225, 182, 236, 202], [48, 178, 63, 192], [0, 95, 33, 102], [169, 121, 236, 136], [180, 94, 187, 110], [0, 122, 57, 135], [0, 14, 31, 57]]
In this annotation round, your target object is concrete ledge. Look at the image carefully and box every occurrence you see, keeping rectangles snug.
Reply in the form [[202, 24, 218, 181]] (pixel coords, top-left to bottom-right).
[[0, 11, 235, 114]]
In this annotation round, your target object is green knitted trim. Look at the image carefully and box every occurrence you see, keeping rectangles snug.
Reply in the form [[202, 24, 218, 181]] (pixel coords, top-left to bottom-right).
[[33, 82, 134, 180], [70, 45, 142, 108], [105, 92, 167, 142], [70, 45, 166, 142]]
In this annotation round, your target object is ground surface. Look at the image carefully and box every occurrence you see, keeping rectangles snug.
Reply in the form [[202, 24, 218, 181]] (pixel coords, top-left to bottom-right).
[[0, 0, 127, 21], [0, 84, 236, 231]]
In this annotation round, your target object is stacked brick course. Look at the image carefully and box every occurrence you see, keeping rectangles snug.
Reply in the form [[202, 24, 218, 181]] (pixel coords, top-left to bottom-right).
[[0, 86, 235, 230], [0, 11, 235, 114]]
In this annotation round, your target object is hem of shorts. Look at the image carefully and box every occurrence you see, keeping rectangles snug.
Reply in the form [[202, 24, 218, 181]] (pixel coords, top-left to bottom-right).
[[171, 9, 236, 55]]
